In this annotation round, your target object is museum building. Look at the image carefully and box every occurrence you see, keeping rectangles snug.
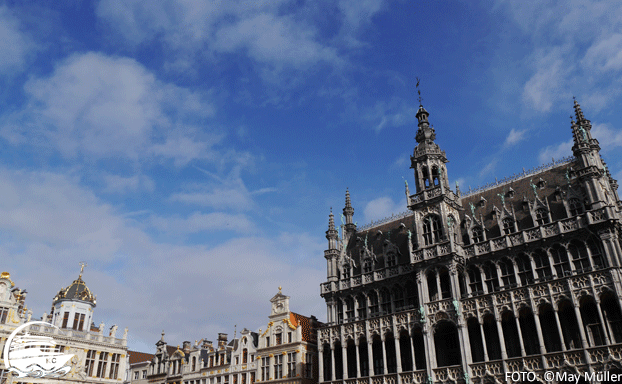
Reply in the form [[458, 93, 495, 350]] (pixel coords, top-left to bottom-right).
[[318, 100, 622, 383]]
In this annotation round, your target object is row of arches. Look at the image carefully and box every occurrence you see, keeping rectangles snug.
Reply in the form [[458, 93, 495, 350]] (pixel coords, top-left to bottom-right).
[[320, 321, 462, 381], [464, 239, 605, 296], [466, 292, 622, 363], [324, 291, 622, 380]]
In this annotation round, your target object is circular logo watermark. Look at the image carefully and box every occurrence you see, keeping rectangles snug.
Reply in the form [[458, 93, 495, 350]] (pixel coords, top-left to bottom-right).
[[2, 321, 75, 378]]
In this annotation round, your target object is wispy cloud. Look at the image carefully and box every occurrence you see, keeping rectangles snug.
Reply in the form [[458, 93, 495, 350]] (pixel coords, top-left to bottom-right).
[[149, 211, 256, 235], [538, 139, 573, 164], [0, 6, 34, 75], [363, 196, 405, 224], [503, 128, 528, 147]]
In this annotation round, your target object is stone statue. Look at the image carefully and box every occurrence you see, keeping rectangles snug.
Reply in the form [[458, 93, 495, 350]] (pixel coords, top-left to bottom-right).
[[99, 322, 105, 334], [109, 324, 118, 337]]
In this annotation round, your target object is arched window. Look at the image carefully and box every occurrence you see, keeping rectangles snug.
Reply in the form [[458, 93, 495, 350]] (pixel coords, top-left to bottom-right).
[[467, 265, 483, 294], [502, 218, 516, 234], [472, 226, 484, 243], [432, 166, 440, 186], [551, 244, 571, 276], [568, 198, 584, 216], [423, 215, 442, 245], [439, 267, 452, 299], [499, 258, 516, 287], [342, 264, 350, 279], [422, 167, 430, 189], [386, 253, 397, 267], [434, 321, 462, 367], [369, 291, 379, 317], [532, 250, 552, 280], [357, 295, 367, 319], [363, 259, 372, 273], [393, 286, 405, 311], [380, 288, 391, 314], [482, 262, 499, 293], [587, 237, 606, 269], [336, 300, 344, 324], [535, 208, 550, 225], [345, 297, 354, 321], [515, 253, 534, 285], [405, 280, 419, 308], [568, 241, 590, 272]]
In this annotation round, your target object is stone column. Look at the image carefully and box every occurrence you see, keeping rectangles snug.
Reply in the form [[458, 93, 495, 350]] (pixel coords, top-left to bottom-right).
[[573, 304, 589, 348], [553, 310, 567, 351], [319, 347, 324, 382], [381, 334, 388, 375], [514, 315, 526, 356], [532, 311, 547, 355], [595, 299, 612, 345], [395, 334, 403, 373], [495, 319, 508, 360], [342, 343, 349, 379], [367, 339, 374, 377], [478, 322, 489, 361], [409, 330, 417, 371], [330, 345, 336, 381], [355, 338, 361, 378]]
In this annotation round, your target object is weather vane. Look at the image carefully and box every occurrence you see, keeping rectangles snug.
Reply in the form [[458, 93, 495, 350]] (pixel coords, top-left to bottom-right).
[[416, 77, 423, 105]]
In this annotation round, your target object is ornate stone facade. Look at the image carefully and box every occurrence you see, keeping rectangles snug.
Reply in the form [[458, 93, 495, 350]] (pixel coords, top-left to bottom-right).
[[143, 289, 321, 384], [0, 270, 128, 384], [319, 100, 622, 384]]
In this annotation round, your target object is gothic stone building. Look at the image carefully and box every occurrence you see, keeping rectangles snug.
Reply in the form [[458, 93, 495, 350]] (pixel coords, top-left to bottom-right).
[[318, 100, 622, 384]]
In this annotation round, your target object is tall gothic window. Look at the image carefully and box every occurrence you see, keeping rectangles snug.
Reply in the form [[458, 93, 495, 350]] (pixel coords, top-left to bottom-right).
[[551, 244, 571, 276], [369, 291, 379, 316], [498, 258, 516, 287], [423, 215, 442, 245], [472, 226, 484, 243], [515, 254, 534, 285], [467, 266, 483, 293], [345, 297, 354, 321], [502, 218, 515, 234], [568, 198, 584, 216], [342, 264, 350, 279], [535, 208, 550, 225], [363, 260, 372, 273], [532, 250, 552, 280]]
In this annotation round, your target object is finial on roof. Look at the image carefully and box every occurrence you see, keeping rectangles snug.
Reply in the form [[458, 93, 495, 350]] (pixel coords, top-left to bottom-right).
[[416, 77, 423, 106], [79, 261, 87, 278], [278, 286, 282, 293], [161, 330, 165, 340]]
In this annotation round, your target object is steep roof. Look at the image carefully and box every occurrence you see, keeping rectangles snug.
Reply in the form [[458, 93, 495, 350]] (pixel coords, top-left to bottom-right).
[[128, 350, 155, 365]]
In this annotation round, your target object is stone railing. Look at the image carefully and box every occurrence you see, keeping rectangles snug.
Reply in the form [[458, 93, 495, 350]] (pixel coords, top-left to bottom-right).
[[322, 264, 415, 294], [462, 209, 611, 258], [433, 366, 463, 382]]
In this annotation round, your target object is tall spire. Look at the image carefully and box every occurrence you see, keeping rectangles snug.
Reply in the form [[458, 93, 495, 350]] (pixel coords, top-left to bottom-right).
[[326, 209, 338, 250], [573, 97, 586, 123], [343, 189, 355, 232]]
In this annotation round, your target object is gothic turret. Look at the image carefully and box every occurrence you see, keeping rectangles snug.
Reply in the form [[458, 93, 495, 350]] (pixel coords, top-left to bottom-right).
[[343, 189, 355, 233], [570, 99, 614, 209], [324, 209, 339, 282], [410, 103, 452, 196]]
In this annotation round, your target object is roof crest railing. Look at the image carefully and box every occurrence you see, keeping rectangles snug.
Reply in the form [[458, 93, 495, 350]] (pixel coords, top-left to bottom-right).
[[461, 156, 575, 198]]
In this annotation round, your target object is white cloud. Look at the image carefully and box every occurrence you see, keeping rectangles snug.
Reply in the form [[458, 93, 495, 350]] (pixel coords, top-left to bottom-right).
[[2, 52, 218, 164], [213, 13, 339, 68], [149, 211, 255, 234], [503, 128, 528, 147], [103, 174, 155, 194], [363, 196, 404, 224], [498, 1, 622, 113], [0, 6, 33, 74], [0, 166, 325, 351], [364, 99, 417, 132], [522, 47, 571, 113], [478, 160, 497, 179], [592, 123, 622, 151], [538, 139, 573, 164], [582, 33, 622, 72]]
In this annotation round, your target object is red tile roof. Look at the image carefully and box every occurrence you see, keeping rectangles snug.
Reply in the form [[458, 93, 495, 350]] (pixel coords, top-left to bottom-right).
[[128, 350, 155, 365]]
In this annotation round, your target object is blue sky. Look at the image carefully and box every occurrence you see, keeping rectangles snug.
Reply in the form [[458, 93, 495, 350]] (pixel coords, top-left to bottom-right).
[[1, 0, 622, 352]]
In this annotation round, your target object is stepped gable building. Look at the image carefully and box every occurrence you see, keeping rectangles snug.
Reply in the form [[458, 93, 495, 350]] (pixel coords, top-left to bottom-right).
[[319, 100, 622, 384], [0, 268, 128, 384], [143, 289, 321, 384]]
